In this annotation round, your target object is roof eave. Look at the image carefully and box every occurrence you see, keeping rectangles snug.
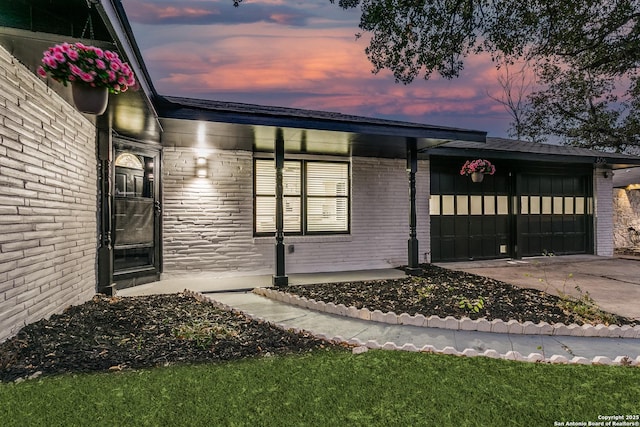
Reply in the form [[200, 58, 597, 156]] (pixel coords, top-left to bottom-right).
[[95, 0, 160, 126], [156, 97, 487, 143]]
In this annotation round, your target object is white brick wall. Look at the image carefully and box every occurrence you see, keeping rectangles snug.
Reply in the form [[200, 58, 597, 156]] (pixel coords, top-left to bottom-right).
[[162, 147, 429, 276], [0, 46, 97, 342], [594, 168, 614, 256]]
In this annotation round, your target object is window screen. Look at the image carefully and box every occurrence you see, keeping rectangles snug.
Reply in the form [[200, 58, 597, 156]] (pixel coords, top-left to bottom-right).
[[255, 159, 349, 234]]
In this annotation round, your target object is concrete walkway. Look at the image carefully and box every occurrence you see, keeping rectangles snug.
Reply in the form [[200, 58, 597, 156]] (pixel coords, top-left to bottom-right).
[[207, 291, 640, 362], [118, 268, 405, 296]]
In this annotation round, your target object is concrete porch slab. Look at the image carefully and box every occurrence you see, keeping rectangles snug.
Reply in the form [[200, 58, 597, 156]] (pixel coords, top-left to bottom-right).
[[117, 268, 406, 297]]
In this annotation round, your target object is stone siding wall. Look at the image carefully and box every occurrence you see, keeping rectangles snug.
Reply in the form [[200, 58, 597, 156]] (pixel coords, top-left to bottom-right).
[[0, 46, 97, 342], [613, 188, 640, 249], [161, 147, 429, 277]]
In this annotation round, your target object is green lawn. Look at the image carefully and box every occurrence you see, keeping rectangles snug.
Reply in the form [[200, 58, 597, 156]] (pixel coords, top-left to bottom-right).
[[1, 349, 638, 426]]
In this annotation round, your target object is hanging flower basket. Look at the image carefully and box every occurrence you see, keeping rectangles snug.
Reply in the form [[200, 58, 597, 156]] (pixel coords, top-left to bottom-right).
[[37, 42, 136, 115], [71, 83, 108, 115], [460, 159, 496, 183], [470, 171, 484, 183]]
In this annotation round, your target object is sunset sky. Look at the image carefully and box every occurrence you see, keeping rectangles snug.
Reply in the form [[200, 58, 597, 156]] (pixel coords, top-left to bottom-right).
[[122, 0, 517, 137]]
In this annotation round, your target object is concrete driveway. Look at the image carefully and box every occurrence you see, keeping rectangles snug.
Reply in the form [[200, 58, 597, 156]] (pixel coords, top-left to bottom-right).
[[438, 255, 640, 321]]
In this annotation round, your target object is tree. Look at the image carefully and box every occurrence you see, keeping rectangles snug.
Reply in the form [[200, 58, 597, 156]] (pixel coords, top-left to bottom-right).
[[234, 0, 640, 151], [487, 62, 535, 141], [519, 63, 640, 151]]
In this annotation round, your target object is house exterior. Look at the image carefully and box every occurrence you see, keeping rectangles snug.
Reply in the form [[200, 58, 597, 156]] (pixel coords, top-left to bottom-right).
[[1, 0, 639, 342]]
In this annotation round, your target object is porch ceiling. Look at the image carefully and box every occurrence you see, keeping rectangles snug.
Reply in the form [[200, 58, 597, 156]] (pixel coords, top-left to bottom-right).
[[157, 96, 487, 159]]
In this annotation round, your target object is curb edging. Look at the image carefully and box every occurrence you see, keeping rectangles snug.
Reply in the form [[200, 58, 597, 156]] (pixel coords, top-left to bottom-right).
[[184, 289, 640, 367], [252, 288, 640, 338]]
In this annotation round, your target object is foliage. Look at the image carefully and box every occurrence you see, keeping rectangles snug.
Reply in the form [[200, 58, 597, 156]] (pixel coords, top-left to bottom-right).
[[38, 42, 136, 94], [2, 350, 640, 426], [556, 286, 619, 326], [334, 0, 638, 151], [173, 320, 238, 349], [416, 284, 436, 300], [517, 62, 640, 150], [459, 159, 496, 176], [457, 296, 485, 313], [530, 258, 619, 325]]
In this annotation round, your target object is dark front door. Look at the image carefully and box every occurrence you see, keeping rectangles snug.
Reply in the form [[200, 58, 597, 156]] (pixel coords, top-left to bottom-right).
[[112, 147, 161, 285]]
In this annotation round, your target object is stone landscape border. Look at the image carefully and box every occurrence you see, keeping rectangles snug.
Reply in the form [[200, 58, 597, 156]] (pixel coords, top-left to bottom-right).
[[252, 288, 640, 338], [184, 289, 640, 367]]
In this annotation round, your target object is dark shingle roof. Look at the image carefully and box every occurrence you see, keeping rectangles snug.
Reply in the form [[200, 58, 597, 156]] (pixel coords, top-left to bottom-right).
[[157, 95, 487, 142], [431, 137, 640, 168]]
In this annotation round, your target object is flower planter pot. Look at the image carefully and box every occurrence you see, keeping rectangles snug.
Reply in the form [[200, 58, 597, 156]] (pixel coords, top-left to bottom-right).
[[71, 83, 108, 115], [471, 172, 484, 183]]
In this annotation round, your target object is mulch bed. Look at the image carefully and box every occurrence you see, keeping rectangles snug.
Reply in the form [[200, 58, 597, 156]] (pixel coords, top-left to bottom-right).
[[286, 264, 638, 327], [0, 293, 336, 383], [1, 263, 636, 383]]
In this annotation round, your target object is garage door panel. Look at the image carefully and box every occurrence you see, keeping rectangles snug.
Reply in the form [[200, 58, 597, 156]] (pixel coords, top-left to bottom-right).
[[431, 161, 592, 262]]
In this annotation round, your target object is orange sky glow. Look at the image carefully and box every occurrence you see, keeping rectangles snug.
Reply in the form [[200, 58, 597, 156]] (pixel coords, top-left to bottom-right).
[[123, 0, 522, 137]]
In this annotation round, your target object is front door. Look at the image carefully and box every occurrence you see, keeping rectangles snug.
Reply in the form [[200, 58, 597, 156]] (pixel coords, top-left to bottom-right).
[[112, 146, 161, 285]]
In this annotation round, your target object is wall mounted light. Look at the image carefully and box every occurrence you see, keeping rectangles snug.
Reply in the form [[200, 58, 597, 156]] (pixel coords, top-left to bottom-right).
[[196, 157, 208, 178]]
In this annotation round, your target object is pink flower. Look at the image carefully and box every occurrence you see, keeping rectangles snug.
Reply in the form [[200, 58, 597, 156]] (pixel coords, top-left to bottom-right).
[[38, 42, 135, 94], [80, 72, 94, 83], [460, 159, 496, 176], [43, 56, 58, 69], [53, 51, 66, 63], [69, 64, 83, 76], [67, 49, 79, 61]]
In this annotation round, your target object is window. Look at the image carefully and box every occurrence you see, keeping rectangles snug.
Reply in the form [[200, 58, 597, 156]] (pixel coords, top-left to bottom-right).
[[254, 159, 349, 235]]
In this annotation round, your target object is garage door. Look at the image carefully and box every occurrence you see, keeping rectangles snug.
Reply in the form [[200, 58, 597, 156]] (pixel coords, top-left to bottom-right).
[[430, 167, 511, 261], [516, 174, 591, 257], [430, 157, 593, 262]]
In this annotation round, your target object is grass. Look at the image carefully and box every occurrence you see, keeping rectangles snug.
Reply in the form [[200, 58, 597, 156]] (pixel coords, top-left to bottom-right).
[[2, 349, 639, 427]]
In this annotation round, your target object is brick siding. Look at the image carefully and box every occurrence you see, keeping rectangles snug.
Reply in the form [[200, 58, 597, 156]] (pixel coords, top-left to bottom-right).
[[0, 46, 97, 342], [594, 168, 614, 256], [161, 147, 429, 277]]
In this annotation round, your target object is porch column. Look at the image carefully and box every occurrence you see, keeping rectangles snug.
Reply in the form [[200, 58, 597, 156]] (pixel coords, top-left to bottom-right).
[[97, 114, 114, 294], [406, 137, 421, 275], [273, 128, 289, 287]]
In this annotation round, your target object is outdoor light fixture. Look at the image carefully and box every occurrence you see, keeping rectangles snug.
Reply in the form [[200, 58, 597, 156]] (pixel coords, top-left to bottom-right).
[[196, 157, 208, 178]]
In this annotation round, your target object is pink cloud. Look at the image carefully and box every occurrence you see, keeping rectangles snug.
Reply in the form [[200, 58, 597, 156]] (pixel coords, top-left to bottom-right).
[[125, 2, 219, 23], [131, 12, 515, 136]]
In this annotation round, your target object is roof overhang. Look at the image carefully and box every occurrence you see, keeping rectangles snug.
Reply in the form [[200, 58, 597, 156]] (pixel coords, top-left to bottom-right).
[[157, 96, 487, 158], [430, 139, 640, 170]]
